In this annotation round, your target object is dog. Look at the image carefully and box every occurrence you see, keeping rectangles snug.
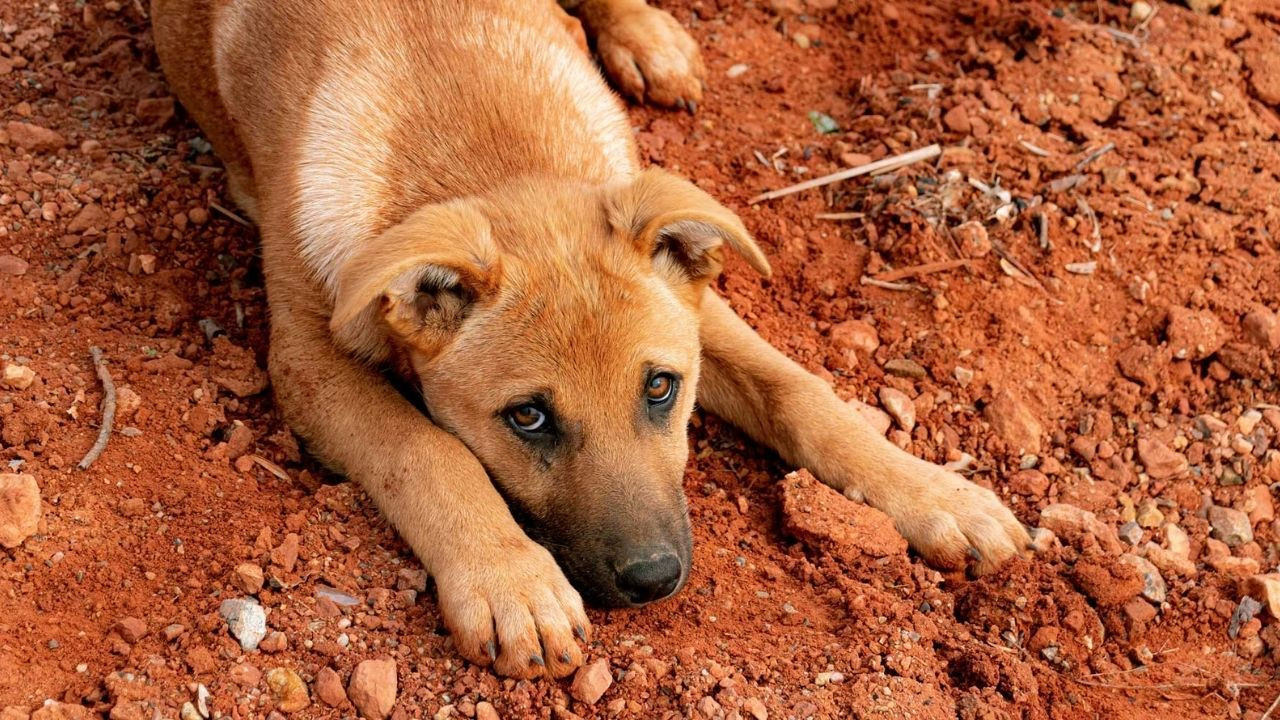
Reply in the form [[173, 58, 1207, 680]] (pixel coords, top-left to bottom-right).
[[151, 0, 1030, 679]]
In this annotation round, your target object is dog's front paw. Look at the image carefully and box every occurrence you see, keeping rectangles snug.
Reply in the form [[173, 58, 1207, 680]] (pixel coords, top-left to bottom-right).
[[589, 0, 706, 110], [435, 538, 590, 679], [866, 466, 1030, 575]]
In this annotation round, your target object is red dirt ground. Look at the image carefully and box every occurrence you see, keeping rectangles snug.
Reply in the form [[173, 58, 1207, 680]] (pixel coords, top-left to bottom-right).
[[2, 0, 1279, 718]]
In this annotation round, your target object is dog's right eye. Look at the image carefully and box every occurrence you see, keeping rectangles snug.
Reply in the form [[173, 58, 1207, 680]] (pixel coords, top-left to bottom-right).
[[507, 404, 551, 434]]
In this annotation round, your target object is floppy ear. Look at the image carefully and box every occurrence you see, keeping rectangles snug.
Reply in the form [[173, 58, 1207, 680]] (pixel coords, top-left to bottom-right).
[[606, 169, 771, 288], [329, 201, 501, 360]]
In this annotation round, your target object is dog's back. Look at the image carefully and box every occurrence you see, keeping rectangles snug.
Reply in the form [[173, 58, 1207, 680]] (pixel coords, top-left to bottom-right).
[[154, 0, 638, 293]]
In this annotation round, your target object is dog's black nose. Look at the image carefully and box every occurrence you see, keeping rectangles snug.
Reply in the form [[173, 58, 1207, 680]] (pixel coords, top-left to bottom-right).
[[615, 552, 682, 604]]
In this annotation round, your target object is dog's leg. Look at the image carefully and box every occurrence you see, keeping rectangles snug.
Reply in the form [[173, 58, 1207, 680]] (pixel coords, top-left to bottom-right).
[[561, 0, 706, 110], [266, 288, 589, 679], [696, 290, 1030, 574]]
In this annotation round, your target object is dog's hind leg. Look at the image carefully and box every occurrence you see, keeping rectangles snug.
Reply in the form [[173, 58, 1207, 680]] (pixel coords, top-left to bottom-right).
[[695, 289, 1030, 575], [264, 274, 589, 679]]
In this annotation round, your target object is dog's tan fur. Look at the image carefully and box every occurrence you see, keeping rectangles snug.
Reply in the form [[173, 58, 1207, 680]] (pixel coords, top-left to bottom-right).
[[152, 0, 1029, 679]]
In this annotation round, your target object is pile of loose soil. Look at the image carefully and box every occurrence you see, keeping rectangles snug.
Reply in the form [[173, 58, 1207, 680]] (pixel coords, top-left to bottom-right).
[[1, 0, 1278, 718]]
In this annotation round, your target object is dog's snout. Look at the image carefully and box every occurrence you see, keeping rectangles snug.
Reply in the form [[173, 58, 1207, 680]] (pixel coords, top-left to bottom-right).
[[614, 550, 682, 604]]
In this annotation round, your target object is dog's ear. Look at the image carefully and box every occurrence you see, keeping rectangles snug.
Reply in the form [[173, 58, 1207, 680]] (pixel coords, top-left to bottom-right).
[[330, 202, 501, 359], [607, 169, 771, 288]]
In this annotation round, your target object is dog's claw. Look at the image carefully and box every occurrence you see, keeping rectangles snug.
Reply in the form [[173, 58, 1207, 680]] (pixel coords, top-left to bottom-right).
[[687, 99, 698, 114], [675, 97, 686, 110], [560, 651, 571, 664], [967, 545, 983, 562], [531, 653, 545, 667], [486, 640, 497, 662], [574, 624, 588, 642]]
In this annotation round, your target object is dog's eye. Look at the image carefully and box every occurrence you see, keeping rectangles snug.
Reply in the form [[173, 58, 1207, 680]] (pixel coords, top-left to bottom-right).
[[645, 373, 676, 405], [507, 404, 551, 433]]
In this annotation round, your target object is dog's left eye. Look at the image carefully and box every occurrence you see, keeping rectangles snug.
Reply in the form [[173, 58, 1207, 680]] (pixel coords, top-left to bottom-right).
[[645, 373, 677, 405]]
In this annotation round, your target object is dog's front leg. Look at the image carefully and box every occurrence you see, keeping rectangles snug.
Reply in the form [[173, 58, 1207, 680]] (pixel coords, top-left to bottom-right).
[[266, 291, 589, 679], [561, 0, 706, 109], [696, 290, 1030, 574]]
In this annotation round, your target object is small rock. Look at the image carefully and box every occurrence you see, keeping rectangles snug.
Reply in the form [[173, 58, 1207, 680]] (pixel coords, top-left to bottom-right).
[[179, 703, 200, 720], [1038, 503, 1122, 554], [942, 104, 971, 133], [0, 255, 29, 276], [226, 423, 255, 460], [1244, 485, 1274, 525], [1123, 597, 1157, 624], [1071, 557, 1143, 606], [570, 660, 613, 705], [259, 631, 287, 653], [695, 696, 722, 719], [5, 121, 66, 152], [348, 658, 397, 720], [229, 663, 261, 687], [2, 364, 36, 390], [1118, 554, 1166, 604], [474, 702, 499, 720], [1135, 500, 1165, 528], [952, 365, 975, 386], [1143, 542, 1197, 577], [266, 668, 310, 713], [955, 221, 991, 258], [829, 320, 880, 356], [984, 389, 1043, 454], [1136, 438, 1188, 479], [232, 563, 264, 594], [1242, 307, 1279, 349], [1166, 307, 1226, 360], [114, 617, 146, 644], [135, 97, 175, 126], [780, 470, 907, 563], [877, 387, 915, 431], [218, 598, 267, 651], [884, 358, 927, 379], [1165, 524, 1191, 558], [1229, 596, 1263, 639], [67, 204, 108, 234], [815, 671, 845, 685], [1244, 575, 1280, 620], [314, 667, 348, 708], [1208, 505, 1253, 547], [1130, 1, 1153, 21], [743, 698, 768, 720], [271, 533, 301, 573], [0, 474, 41, 549], [1118, 521, 1143, 546], [115, 387, 142, 419]]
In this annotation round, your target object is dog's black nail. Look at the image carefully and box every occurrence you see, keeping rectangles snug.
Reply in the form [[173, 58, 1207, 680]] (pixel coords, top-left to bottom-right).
[[687, 99, 698, 114], [486, 640, 497, 662], [531, 653, 545, 667], [675, 97, 686, 110], [574, 625, 588, 642], [967, 546, 983, 562], [560, 651, 571, 664]]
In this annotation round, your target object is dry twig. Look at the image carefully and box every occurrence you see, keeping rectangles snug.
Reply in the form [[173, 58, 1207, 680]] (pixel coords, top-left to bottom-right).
[[750, 144, 941, 203], [1262, 691, 1280, 720], [210, 201, 252, 227], [816, 212, 864, 221], [874, 259, 972, 283], [1074, 141, 1116, 172], [859, 276, 919, 292], [78, 347, 116, 470]]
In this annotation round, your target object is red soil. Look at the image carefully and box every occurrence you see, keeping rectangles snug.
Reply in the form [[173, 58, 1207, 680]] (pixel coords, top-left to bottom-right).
[[1, 1, 1279, 718]]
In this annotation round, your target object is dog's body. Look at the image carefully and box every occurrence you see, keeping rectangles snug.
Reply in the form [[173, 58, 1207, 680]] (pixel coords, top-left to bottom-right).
[[152, 0, 1029, 679]]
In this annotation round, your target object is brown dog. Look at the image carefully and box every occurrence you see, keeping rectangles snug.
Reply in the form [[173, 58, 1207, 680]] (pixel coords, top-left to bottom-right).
[[151, 0, 1029, 679]]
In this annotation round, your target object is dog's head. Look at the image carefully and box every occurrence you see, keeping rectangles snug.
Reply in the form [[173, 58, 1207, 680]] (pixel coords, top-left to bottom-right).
[[329, 169, 769, 607]]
